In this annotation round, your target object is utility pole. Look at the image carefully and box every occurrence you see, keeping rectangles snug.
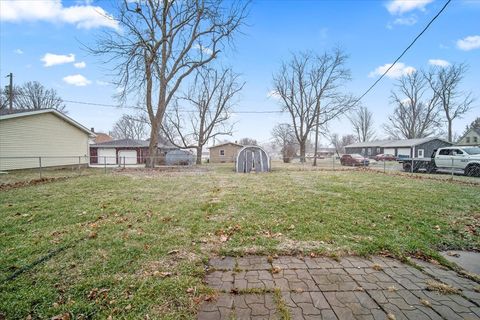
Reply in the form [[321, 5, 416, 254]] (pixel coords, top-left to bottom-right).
[[6, 73, 13, 111]]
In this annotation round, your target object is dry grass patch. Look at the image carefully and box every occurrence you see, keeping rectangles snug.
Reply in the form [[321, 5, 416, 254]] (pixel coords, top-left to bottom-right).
[[426, 280, 460, 294]]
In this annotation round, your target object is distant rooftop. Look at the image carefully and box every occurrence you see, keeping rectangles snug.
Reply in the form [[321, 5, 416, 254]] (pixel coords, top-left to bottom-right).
[[91, 138, 175, 149], [346, 137, 450, 148]]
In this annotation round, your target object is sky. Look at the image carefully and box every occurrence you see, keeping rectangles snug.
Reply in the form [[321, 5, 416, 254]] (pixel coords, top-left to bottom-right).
[[1, 0, 479, 147]]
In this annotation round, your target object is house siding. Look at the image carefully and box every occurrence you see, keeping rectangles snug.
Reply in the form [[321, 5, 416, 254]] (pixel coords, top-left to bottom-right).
[[209, 144, 243, 163], [0, 113, 90, 170], [415, 139, 452, 158], [457, 129, 480, 146], [345, 139, 453, 158]]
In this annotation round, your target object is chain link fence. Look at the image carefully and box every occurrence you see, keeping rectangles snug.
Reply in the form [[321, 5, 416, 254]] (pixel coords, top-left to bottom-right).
[[272, 155, 480, 184], [1, 154, 479, 186], [0, 154, 197, 185]]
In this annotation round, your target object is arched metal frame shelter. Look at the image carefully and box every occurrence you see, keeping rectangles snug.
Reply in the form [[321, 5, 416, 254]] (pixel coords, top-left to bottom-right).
[[236, 145, 271, 173]]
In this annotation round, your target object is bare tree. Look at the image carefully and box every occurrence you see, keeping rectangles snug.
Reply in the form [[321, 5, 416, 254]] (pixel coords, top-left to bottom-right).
[[162, 67, 243, 164], [89, 0, 248, 167], [271, 123, 297, 163], [0, 81, 67, 113], [426, 64, 475, 142], [238, 137, 258, 146], [329, 133, 356, 156], [272, 49, 356, 164], [349, 105, 375, 142], [110, 113, 149, 140], [384, 71, 441, 139]]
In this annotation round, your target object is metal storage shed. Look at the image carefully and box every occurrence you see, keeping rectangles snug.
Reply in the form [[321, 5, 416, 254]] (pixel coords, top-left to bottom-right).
[[236, 146, 270, 173]]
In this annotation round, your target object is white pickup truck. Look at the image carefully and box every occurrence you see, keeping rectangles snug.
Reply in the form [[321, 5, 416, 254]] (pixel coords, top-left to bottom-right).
[[400, 146, 480, 177]]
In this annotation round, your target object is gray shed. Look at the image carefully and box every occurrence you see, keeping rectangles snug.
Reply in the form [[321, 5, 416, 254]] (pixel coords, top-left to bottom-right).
[[236, 146, 270, 173], [165, 149, 195, 165]]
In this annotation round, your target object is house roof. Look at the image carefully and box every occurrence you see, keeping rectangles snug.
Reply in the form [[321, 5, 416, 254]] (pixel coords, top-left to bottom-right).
[[457, 127, 480, 144], [0, 108, 95, 137], [91, 138, 175, 149], [345, 140, 389, 148], [94, 133, 113, 143], [91, 138, 149, 148], [209, 142, 243, 149], [346, 137, 450, 149]]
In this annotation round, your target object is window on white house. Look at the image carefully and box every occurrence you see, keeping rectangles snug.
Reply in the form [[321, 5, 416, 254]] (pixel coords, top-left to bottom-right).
[[418, 149, 424, 158], [376, 147, 381, 153], [474, 137, 478, 143], [466, 137, 471, 143], [219, 149, 225, 156], [367, 148, 372, 155]]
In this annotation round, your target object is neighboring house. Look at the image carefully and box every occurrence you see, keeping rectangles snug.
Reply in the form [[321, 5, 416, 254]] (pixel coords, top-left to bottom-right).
[[209, 142, 243, 163], [345, 137, 452, 159], [0, 109, 94, 170], [316, 147, 336, 158], [89, 128, 112, 144], [90, 139, 175, 165], [457, 128, 480, 146]]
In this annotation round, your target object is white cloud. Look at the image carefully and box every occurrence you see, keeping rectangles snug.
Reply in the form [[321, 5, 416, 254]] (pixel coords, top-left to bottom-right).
[[193, 44, 213, 55], [368, 62, 416, 79], [456, 35, 480, 51], [74, 61, 86, 69], [386, 0, 433, 15], [393, 15, 418, 26], [0, 0, 118, 30], [63, 74, 91, 86], [41, 53, 75, 67], [428, 59, 450, 67], [14, 49, 24, 54]]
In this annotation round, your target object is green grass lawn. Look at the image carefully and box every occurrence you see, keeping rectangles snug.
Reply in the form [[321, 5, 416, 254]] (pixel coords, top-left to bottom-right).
[[0, 166, 479, 319]]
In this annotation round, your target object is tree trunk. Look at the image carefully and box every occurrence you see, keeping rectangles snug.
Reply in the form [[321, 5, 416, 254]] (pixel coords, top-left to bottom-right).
[[447, 119, 453, 142], [147, 121, 159, 168], [313, 112, 320, 166], [196, 146, 202, 165], [299, 141, 306, 163]]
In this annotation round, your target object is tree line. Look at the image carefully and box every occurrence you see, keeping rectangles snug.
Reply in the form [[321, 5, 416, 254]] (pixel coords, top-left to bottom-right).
[[3, 1, 475, 167]]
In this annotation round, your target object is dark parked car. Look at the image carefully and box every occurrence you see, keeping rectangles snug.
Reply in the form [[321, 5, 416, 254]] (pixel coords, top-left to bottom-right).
[[374, 153, 396, 161], [340, 154, 370, 166]]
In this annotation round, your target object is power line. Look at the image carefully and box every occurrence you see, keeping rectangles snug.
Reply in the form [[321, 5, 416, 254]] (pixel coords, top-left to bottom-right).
[[4, 0, 450, 115], [8, 92, 284, 114], [354, 0, 451, 104]]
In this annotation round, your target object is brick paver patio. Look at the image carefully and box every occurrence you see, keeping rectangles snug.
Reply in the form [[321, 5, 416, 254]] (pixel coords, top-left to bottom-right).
[[198, 255, 480, 320]]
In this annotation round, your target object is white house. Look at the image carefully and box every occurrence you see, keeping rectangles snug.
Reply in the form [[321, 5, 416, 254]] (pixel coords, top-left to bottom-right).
[[0, 109, 94, 170]]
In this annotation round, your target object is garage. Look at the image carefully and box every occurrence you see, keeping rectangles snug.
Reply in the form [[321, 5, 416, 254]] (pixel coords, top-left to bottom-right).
[[97, 148, 117, 164], [118, 150, 138, 164], [384, 148, 395, 155], [396, 148, 411, 157]]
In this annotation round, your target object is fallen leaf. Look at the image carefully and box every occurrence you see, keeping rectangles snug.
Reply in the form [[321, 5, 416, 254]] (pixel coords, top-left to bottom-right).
[[271, 266, 281, 274], [167, 249, 179, 255], [186, 287, 195, 294], [387, 313, 396, 320], [51, 313, 71, 320], [219, 234, 229, 242], [420, 299, 431, 307], [125, 304, 132, 311], [88, 231, 97, 239], [372, 264, 383, 271]]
